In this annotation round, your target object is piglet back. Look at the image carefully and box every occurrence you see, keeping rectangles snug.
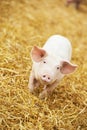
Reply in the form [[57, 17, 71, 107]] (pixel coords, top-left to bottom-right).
[[43, 35, 72, 61]]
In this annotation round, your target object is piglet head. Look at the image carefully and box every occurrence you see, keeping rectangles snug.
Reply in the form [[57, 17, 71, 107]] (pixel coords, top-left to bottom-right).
[[31, 46, 77, 85]]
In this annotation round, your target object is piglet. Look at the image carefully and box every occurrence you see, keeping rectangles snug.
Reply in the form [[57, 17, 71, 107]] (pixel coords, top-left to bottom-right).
[[28, 35, 77, 98], [66, 0, 81, 9]]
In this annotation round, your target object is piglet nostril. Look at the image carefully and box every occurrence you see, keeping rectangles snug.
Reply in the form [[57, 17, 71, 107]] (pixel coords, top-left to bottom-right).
[[48, 77, 50, 80], [43, 75, 46, 78]]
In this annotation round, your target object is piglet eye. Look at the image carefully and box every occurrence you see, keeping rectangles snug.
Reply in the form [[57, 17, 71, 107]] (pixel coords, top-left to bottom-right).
[[43, 61, 46, 63], [57, 66, 59, 70]]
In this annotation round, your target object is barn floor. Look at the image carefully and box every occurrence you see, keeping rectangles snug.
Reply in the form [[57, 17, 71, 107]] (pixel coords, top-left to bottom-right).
[[0, 0, 87, 130]]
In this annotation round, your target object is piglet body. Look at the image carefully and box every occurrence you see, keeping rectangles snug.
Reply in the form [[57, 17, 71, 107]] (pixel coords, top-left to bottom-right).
[[29, 35, 77, 98]]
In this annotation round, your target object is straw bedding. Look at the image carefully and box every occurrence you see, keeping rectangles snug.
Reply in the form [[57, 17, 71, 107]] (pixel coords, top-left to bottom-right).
[[0, 0, 87, 129]]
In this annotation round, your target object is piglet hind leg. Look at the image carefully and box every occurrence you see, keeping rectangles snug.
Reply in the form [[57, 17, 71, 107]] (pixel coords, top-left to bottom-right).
[[28, 69, 40, 93], [39, 81, 58, 99]]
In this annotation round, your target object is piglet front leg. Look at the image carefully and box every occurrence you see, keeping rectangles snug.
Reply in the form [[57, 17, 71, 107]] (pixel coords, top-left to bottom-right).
[[28, 69, 40, 93], [39, 85, 48, 99]]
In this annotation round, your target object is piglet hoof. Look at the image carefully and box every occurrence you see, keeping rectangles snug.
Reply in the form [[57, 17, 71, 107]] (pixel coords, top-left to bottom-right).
[[39, 91, 47, 99], [29, 86, 34, 93], [29, 89, 34, 94]]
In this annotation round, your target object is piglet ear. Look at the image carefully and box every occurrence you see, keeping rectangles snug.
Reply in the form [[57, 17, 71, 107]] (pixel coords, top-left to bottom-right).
[[31, 46, 47, 62], [60, 61, 77, 74]]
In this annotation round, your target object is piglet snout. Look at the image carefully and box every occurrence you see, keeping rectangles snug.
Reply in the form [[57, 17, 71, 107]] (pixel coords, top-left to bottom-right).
[[41, 74, 51, 82]]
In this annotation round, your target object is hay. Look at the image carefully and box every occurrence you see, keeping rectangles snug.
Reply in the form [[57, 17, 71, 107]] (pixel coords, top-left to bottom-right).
[[0, 0, 87, 129]]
